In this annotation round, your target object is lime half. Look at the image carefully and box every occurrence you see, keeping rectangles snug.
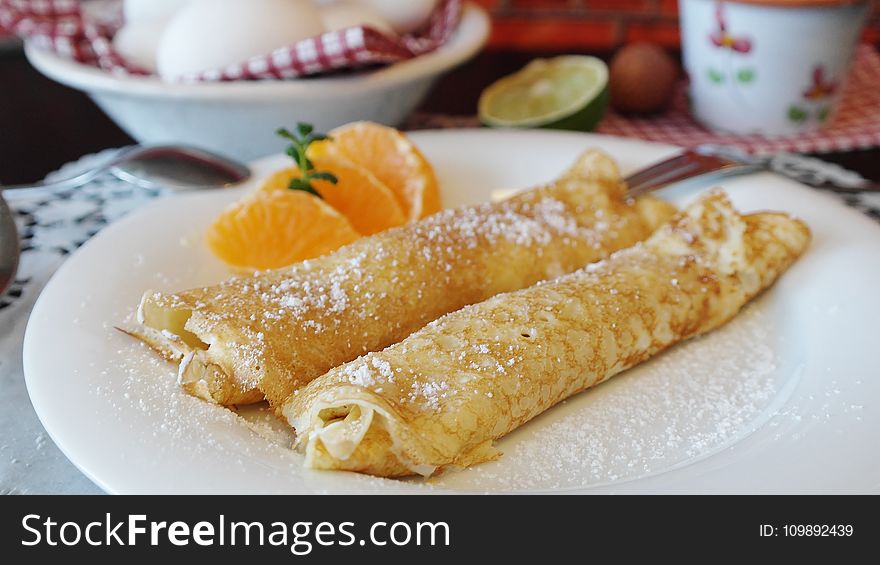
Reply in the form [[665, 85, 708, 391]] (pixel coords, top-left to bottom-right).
[[479, 56, 609, 131]]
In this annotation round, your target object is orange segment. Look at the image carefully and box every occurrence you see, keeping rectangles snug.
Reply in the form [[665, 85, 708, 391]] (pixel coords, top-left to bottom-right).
[[309, 121, 441, 221], [206, 190, 360, 271], [258, 157, 407, 236]]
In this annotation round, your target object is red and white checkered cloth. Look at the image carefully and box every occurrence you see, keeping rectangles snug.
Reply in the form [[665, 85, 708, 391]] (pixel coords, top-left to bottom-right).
[[598, 45, 880, 155], [410, 45, 880, 156], [0, 0, 462, 80]]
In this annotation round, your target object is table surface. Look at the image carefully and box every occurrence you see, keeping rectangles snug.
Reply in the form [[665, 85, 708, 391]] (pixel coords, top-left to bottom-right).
[[1, 44, 879, 495]]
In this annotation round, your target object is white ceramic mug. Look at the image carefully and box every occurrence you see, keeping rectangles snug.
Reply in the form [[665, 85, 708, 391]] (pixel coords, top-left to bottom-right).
[[680, 0, 869, 136]]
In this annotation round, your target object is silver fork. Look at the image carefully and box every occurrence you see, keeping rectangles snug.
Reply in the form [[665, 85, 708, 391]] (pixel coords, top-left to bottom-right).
[[625, 145, 880, 197]]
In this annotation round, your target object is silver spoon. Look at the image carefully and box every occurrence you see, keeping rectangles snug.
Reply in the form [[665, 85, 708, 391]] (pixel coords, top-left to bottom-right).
[[0, 144, 251, 296], [0, 195, 18, 299], [1, 144, 251, 196]]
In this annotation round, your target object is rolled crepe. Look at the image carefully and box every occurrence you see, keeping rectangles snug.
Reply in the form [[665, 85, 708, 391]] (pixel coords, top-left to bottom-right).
[[284, 191, 811, 477], [130, 150, 676, 406]]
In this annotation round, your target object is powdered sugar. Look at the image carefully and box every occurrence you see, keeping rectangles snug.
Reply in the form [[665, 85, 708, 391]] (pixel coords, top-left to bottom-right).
[[410, 380, 450, 411], [263, 253, 365, 319], [418, 196, 590, 253], [142, 190, 618, 400], [341, 354, 398, 389], [370, 357, 395, 382], [346, 363, 376, 388], [429, 303, 787, 491]]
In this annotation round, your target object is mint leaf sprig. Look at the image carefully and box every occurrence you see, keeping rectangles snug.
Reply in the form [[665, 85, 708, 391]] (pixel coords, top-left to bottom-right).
[[276, 123, 338, 197]]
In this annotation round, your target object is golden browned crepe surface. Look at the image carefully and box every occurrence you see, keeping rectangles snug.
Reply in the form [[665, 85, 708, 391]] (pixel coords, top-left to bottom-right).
[[131, 151, 676, 407], [284, 191, 811, 477]]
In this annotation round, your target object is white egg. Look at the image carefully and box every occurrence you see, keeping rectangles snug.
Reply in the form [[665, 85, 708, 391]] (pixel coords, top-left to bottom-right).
[[123, 0, 190, 24], [113, 20, 169, 72], [157, 0, 325, 80], [355, 0, 438, 35], [321, 2, 394, 35]]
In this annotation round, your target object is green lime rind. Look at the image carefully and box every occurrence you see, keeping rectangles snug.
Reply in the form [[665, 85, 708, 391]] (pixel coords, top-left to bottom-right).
[[478, 55, 609, 132], [537, 84, 609, 132]]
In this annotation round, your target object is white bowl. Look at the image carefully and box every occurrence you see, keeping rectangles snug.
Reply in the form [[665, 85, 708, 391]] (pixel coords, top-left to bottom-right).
[[25, 3, 489, 160]]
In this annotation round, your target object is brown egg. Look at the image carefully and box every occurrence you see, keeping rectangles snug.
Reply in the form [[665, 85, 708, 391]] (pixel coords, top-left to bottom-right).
[[610, 42, 679, 115]]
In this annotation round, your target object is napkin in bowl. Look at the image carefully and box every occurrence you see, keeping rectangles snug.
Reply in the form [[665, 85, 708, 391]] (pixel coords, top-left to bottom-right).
[[0, 0, 462, 81]]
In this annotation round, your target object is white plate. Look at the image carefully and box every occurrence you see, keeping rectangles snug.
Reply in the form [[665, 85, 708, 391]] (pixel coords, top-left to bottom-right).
[[24, 130, 880, 494]]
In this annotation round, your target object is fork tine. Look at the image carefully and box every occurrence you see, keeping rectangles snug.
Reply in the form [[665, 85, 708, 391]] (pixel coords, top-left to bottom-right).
[[624, 152, 697, 190], [624, 150, 743, 198], [627, 161, 705, 196]]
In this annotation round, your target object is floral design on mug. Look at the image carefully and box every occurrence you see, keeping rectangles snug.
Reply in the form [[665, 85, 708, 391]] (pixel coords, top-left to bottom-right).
[[736, 68, 755, 84], [707, 68, 725, 84], [788, 106, 809, 123], [789, 65, 838, 124], [803, 66, 838, 100], [706, 3, 755, 87], [709, 3, 752, 54]]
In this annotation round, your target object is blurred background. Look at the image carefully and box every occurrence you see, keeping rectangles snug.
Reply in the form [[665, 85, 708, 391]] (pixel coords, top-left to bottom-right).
[[473, 0, 880, 49], [1, 0, 879, 183]]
